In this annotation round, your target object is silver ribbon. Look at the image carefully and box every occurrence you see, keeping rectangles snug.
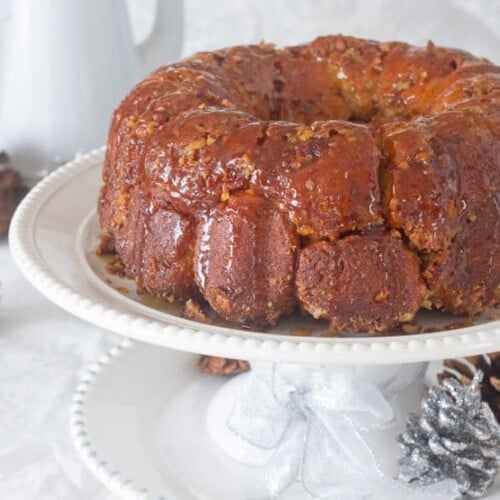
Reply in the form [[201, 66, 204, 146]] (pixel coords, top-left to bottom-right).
[[224, 362, 459, 499]]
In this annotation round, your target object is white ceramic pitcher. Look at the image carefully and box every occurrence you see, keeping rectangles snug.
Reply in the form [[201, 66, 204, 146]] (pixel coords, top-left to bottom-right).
[[0, 0, 183, 178]]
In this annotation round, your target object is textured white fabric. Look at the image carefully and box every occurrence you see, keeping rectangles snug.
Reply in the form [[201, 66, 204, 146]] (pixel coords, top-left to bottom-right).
[[0, 242, 117, 499], [0, 1, 499, 499]]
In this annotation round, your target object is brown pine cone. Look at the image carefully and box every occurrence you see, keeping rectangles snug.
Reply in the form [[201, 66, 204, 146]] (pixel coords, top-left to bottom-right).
[[438, 352, 500, 421], [0, 151, 9, 165], [196, 355, 250, 376], [0, 161, 29, 237]]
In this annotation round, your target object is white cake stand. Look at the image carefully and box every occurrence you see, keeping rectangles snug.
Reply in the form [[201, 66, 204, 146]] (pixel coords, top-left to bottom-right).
[[9, 149, 500, 499]]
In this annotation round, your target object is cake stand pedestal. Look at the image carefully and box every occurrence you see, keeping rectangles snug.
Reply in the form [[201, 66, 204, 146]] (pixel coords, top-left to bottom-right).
[[206, 361, 431, 499]]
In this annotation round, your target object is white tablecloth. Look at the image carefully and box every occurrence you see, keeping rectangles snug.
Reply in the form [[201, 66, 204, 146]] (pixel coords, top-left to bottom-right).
[[1, 1, 499, 498], [0, 242, 116, 499]]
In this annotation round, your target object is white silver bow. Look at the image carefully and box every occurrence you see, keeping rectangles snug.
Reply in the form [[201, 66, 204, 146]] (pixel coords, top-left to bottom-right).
[[223, 362, 459, 500]]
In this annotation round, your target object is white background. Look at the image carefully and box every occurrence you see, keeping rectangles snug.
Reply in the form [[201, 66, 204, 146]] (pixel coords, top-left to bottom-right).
[[1, 0, 499, 498]]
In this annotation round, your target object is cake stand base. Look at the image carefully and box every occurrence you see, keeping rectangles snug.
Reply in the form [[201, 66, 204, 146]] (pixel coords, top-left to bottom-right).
[[71, 341, 500, 500]]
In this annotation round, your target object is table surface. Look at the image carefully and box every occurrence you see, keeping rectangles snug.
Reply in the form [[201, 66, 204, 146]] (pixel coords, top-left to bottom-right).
[[0, 241, 116, 499], [2, 1, 499, 498]]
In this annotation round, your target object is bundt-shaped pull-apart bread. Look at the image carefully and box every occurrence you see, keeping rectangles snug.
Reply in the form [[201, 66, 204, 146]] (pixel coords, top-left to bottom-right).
[[99, 35, 500, 334]]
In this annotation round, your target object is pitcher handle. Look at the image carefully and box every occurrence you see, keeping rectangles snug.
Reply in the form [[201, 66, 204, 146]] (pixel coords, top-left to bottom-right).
[[126, 0, 184, 74]]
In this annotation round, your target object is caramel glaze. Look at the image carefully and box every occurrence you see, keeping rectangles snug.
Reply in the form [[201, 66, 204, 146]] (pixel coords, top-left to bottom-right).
[[296, 230, 427, 333], [194, 193, 298, 324], [99, 35, 500, 333]]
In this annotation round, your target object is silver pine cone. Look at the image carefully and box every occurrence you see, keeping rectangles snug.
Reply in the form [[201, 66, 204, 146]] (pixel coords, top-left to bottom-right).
[[398, 371, 500, 497]]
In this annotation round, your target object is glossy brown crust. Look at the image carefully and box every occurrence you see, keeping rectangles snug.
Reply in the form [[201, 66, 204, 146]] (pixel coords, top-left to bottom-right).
[[305, 36, 392, 121], [378, 42, 474, 119], [423, 195, 500, 315], [137, 206, 198, 300], [99, 35, 500, 332], [252, 121, 383, 238], [194, 193, 298, 325], [295, 231, 427, 332], [380, 108, 500, 252], [144, 108, 258, 216]]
